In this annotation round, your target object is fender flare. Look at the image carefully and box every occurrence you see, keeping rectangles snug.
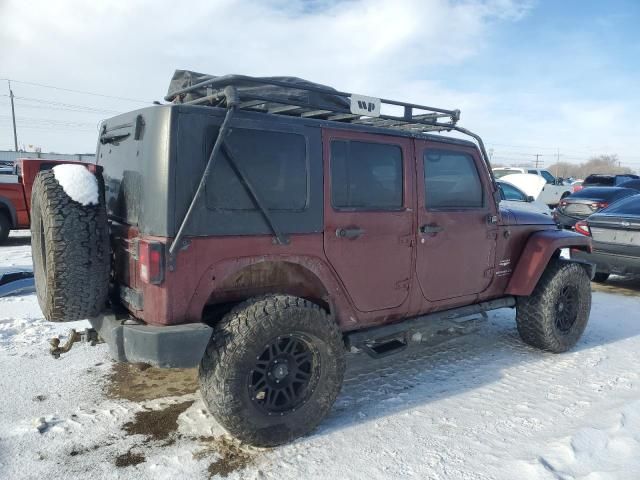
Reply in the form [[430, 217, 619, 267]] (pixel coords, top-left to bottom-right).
[[506, 229, 592, 296], [184, 255, 359, 329], [0, 196, 17, 227]]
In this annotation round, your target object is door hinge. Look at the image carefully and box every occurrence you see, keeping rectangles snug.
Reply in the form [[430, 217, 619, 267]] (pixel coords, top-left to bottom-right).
[[395, 279, 410, 290], [399, 234, 414, 247]]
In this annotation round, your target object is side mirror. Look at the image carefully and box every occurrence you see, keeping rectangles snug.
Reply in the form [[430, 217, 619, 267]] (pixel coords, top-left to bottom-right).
[[526, 195, 535, 203]]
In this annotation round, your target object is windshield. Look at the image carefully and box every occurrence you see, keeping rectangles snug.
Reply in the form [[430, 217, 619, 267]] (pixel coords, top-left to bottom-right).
[[493, 169, 519, 179], [600, 195, 640, 215]]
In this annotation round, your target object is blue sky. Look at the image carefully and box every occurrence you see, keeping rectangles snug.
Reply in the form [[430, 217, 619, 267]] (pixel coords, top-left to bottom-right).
[[0, 0, 638, 170]]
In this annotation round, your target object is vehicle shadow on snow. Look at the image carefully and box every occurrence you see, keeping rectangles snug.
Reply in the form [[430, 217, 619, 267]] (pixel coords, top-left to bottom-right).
[[314, 303, 640, 438]]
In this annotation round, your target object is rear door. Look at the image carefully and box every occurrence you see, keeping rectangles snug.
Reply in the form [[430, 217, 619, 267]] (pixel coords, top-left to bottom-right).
[[323, 129, 415, 313], [415, 141, 498, 302]]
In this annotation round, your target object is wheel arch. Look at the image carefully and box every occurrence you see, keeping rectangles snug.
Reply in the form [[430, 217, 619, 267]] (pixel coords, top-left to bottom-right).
[[0, 196, 17, 227], [190, 256, 355, 329], [506, 229, 592, 296]]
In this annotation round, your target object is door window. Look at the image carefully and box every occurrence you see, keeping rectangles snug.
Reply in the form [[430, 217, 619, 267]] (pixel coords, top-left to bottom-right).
[[499, 182, 527, 201], [331, 140, 403, 210], [424, 150, 483, 209]]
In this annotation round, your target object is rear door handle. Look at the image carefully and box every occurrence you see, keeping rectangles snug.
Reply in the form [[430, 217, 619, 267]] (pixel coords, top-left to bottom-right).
[[336, 227, 365, 239], [420, 224, 444, 234]]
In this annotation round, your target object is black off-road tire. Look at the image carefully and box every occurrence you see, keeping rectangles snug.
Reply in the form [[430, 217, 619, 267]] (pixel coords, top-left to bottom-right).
[[592, 272, 610, 283], [199, 294, 346, 447], [0, 212, 10, 244], [516, 260, 591, 353], [30, 169, 110, 322]]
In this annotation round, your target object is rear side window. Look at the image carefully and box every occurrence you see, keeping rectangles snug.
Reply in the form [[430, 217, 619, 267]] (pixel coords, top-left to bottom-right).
[[206, 128, 308, 211], [540, 170, 555, 184], [331, 140, 403, 210], [424, 150, 483, 209], [528, 169, 537, 175]]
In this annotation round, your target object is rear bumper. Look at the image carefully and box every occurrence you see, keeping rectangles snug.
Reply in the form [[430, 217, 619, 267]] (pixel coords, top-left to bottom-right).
[[571, 248, 640, 275], [89, 311, 212, 368], [554, 210, 585, 229]]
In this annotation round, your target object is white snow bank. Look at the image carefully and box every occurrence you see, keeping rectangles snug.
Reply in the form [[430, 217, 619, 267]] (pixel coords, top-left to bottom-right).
[[52, 164, 98, 206]]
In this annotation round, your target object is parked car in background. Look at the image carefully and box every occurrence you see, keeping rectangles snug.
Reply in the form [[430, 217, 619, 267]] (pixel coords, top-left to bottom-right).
[[570, 179, 584, 193], [618, 179, 640, 190], [582, 174, 639, 188], [554, 186, 639, 229], [0, 160, 14, 175], [492, 167, 573, 206], [571, 194, 640, 282], [497, 176, 551, 216]]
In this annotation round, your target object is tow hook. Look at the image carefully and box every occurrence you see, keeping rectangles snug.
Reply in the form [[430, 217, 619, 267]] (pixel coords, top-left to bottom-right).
[[49, 328, 101, 359]]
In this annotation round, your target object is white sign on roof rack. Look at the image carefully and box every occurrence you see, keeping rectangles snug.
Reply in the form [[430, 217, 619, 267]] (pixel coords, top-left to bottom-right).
[[349, 94, 381, 117]]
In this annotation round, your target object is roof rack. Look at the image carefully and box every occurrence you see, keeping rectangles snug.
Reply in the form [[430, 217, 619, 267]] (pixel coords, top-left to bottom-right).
[[166, 74, 496, 258], [165, 74, 462, 134]]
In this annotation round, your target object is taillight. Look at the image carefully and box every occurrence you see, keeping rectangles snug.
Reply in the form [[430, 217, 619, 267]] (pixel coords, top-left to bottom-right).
[[574, 220, 591, 237], [138, 240, 165, 285], [590, 201, 608, 210]]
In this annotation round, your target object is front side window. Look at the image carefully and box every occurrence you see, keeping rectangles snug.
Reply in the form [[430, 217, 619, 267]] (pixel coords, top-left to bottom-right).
[[331, 140, 403, 210], [206, 128, 308, 211], [499, 182, 526, 201], [540, 170, 555, 184], [424, 150, 483, 209]]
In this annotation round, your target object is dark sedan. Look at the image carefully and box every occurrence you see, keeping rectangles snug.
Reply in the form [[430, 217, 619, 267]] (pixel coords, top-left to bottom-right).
[[554, 187, 639, 229], [571, 195, 640, 282]]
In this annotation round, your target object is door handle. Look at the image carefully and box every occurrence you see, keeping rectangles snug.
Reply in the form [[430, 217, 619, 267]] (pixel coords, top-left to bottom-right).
[[336, 227, 365, 239], [420, 224, 444, 234]]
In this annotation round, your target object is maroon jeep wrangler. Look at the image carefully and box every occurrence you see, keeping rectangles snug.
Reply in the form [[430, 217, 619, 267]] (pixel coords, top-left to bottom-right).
[[31, 73, 593, 447]]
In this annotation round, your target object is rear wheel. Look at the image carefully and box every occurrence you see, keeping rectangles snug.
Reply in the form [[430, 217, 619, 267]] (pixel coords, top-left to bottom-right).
[[199, 295, 345, 447], [592, 272, 610, 283], [0, 212, 10, 244], [516, 260, 591, 353]]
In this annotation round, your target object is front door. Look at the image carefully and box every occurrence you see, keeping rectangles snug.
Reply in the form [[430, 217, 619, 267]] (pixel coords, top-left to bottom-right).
[[415, 141, 498, 302], [323, 129, 415, 313]]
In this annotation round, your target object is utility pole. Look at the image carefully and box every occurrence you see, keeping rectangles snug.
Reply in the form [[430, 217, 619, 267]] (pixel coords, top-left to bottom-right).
[[8, 81, 18, 151], [534, 154, 542, 168]]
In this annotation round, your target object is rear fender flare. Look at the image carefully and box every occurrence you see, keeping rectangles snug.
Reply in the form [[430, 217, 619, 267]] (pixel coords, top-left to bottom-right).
[[506, 229, 592, 296], [0, 196, 17, 227], [186, 255, 358, 329]]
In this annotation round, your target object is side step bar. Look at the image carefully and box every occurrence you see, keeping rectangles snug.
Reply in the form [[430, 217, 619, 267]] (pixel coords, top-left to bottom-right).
[[345, 297, 516, 358]]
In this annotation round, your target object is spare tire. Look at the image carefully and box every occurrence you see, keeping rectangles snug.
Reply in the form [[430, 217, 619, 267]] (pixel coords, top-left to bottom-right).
[[30, 167, 110, 322]]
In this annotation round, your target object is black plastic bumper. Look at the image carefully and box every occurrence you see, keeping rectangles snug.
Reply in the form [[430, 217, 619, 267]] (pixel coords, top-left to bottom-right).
[[571, 249, 640, 275], [89, 311, 212, 368]]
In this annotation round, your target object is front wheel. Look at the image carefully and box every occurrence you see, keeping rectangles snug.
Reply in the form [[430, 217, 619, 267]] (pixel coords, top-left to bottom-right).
[[516, 260, 591, 353], [199, 295, 346, 447]]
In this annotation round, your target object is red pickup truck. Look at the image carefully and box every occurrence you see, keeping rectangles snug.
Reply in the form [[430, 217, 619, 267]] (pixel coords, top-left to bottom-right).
[[0, 159, 92, 244]]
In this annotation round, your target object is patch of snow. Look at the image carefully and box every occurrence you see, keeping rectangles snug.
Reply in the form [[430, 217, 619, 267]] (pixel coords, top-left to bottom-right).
[[1, 234, 640, 479], [52, 164, 99, 206]]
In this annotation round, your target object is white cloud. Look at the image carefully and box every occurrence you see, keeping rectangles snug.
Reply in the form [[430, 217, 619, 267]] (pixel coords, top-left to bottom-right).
[[0, 0, 540, 155]]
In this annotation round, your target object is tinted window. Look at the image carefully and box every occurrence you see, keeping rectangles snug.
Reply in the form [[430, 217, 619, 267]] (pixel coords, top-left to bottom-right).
[[584, 175, 614, 187], [540, 170, 555, 184], [206, 128, 307, 211], [499, 182, 527, 201], [331, 140, 403, 210], [424, 150, 483, 208], [601, 195, 640, 215], [528, 169, 537, 175]]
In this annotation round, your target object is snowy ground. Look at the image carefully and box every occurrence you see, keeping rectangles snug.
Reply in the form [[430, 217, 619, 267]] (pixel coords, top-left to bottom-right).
[[1, 231, 639, 480]]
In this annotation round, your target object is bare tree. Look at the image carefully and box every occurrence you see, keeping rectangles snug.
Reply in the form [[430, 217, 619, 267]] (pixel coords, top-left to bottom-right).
[[547, 154, 635, 179]]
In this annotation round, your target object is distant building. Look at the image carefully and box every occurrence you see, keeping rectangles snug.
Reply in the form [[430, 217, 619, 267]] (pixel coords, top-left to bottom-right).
[[0, 150, 95, 163]]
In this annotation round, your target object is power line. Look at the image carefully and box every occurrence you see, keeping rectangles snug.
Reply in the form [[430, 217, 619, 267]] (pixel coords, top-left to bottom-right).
[[0, 78, 152, 104]]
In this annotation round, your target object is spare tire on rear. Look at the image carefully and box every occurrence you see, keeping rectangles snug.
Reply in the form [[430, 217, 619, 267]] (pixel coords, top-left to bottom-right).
[[30, 167, 110, 322]]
